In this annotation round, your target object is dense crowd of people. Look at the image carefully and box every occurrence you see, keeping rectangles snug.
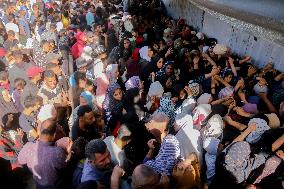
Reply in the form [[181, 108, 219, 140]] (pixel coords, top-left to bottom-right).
[[0, 0, 284, 189]]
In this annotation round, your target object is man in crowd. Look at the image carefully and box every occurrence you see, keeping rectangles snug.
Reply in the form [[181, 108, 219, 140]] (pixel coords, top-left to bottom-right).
[[18, 119, 67, 189], [81, 139, 113, 188], [21, 66, 44, 105], [37, 70, 69, 106], [71, 105, 100, 141]]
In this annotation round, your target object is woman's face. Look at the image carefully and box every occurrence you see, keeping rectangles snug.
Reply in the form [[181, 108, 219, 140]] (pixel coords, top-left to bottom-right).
[[179, 89, 187, 99], [248, 65, 257, 76], [224, 74, 233, 83], [156, 58, 164, 69], [79, 96, 87, 105], [148, 48, 154, 58], [113, 88, 122, 101], [165, 64, 173, 75], [114, 68, 119, 78], [123, 39, 130, 49]]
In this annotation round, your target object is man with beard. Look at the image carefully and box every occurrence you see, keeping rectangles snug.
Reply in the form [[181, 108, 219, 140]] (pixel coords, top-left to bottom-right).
[[71, 105, 101, 141], [81, 139, 114, 189]]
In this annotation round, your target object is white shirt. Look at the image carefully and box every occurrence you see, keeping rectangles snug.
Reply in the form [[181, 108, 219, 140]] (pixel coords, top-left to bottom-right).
[[104, 136, 126, 167], [5, 22, 19, 33], [56, 22, 63, 32]]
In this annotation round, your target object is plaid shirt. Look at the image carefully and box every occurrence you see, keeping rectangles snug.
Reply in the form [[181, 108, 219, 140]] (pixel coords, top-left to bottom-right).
[[0, 132, 23, 169]]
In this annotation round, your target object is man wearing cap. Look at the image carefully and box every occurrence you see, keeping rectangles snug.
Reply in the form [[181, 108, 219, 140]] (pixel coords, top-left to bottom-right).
[[104, 125, 132, 168], [69, 57, 88, 87], [21, 66, 44, 106], [38, 70, 69, 106], [8, 50, 32, 87]]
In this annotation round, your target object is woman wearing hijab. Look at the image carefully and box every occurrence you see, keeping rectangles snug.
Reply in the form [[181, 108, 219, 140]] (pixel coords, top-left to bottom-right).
[[223, 141, 267, 184], [144, 111, 181, 176], [123, 87, 144, 119], [156, 96, 176, 132], [125, 48, 141, 80], [155, 61, 178, 92], [102, 82, 124, 126]]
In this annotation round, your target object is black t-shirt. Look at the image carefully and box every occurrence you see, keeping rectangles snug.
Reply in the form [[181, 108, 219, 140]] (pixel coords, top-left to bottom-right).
[[71, 119, 100, 141]]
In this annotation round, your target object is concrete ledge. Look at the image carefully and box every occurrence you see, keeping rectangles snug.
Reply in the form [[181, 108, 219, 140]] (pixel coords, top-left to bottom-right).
[[162, 0, 284, 71]]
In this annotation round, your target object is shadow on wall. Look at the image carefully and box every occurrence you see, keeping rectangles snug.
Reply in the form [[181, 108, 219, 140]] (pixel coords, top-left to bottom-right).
[[162, 0, 284, 72]]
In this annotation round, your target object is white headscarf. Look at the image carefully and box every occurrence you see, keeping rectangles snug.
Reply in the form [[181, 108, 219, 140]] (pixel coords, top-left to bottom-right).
[[147, 81, 164, 97], [202, 114, 224, 138], [106, 64, 119, 84], [197, 93, 212, 105], [139, 46, 151, 61]]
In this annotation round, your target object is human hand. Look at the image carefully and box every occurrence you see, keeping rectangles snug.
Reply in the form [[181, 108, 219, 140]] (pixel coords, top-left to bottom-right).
[[210, 66, 220, 76], [184, 86, 193, 96], [213, 74, 221, 80], [150, 72, 155, 82], [243, 56, 251, 62], [193, 56, 200, 65], [258, 92, 267, 99], [17, 128, 24, 139], [256, 77, 267, 86], [228, 98, 236, 109], [2, 90, 11, 102], [228, 56, 234, 63], [122, 108, 127, 115], [165, 47, 173, 57], [111, 165, 125, 180], [147, 139, 157, 150], [102, 33, 108, 38], [248, 122, 257, 132], [276, 150, 284, 161], [165, 78, 172, 88]]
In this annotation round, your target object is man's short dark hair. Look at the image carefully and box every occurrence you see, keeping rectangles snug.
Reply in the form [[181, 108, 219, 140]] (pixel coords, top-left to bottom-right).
[[85, 139, 107, 160], [46, 63, 58, 70], [77, 105, 93, 117], [72, 137, 88, 160], [40, 119, 57, 136]]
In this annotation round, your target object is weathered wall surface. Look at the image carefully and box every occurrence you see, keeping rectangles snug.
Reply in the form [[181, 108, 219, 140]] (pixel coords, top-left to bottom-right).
[[162, 0, 284, 71]]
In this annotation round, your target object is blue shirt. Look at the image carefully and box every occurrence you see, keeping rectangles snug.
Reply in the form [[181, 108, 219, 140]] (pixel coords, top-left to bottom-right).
[[86, 11, 94, 26], [18, 18, 31, 37], [81, 160, 112, 189]]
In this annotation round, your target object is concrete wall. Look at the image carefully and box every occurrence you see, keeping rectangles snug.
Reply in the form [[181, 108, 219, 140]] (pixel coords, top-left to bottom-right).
[[162, 0, 284, 71]]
